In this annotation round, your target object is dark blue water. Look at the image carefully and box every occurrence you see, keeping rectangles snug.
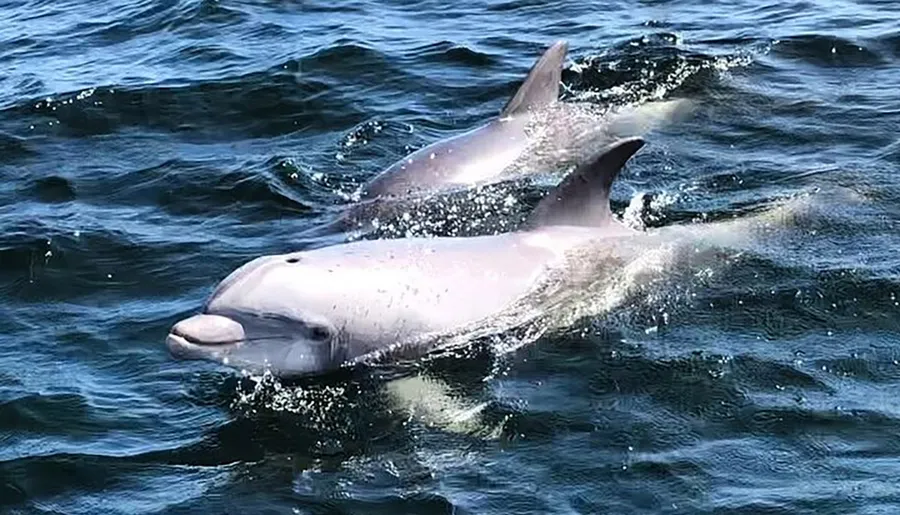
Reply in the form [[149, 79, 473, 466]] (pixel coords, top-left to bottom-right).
[[3, 1, 900, 513]]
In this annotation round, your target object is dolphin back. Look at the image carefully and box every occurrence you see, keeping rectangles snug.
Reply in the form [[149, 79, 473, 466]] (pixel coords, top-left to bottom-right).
[[524, 138, 645, 229], [500, 40, 568, 117]]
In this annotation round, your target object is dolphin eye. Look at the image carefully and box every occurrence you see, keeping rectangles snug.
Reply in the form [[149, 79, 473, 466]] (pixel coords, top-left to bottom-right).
[[309, 325, 331, 341], [286, 257, 300, 264]]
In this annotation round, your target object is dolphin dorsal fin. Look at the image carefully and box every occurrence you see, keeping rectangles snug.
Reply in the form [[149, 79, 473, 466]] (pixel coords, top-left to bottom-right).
[[500, 40, 568, 117], [524, 138, 645, 229]]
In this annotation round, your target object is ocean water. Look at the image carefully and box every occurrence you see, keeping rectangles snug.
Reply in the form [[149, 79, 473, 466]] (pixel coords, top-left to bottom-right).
[[2, 0, 900, 513]]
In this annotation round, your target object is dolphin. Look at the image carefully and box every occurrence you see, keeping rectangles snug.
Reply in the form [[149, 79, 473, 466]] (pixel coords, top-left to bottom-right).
[[298, 40, 569, 238], [359, 40, 569, 200], [167, 138, 646, 377]]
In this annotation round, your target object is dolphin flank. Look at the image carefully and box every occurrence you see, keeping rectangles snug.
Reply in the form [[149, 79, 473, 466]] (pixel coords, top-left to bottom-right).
[[166, 138, 646, 377]]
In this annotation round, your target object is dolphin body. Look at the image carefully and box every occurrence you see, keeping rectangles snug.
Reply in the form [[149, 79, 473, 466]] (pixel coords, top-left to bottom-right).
[[299, 41, 569, 237], [167, 138, 646, 377], [360, 40, 568, 200]]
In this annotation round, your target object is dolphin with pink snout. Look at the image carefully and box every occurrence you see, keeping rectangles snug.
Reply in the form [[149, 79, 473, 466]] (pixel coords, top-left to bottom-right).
[[166, 138, 647, 377]]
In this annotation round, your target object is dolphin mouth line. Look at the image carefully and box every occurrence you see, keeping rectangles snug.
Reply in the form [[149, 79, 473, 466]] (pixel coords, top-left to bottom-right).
[[169, 325, 293, 348], [170, 325, 242, 347]]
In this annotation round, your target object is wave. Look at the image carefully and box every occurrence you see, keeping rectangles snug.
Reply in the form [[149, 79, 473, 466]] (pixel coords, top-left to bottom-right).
[[771, 34, 886, 68]]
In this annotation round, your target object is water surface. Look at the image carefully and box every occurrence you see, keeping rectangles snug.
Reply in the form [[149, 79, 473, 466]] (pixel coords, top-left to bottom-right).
[[2, 0, 900, 513]]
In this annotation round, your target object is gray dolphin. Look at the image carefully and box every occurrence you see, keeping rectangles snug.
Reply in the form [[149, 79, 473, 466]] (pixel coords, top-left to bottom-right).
[[306, 40, 690, 237], [166, 138, 646, 377], [360, 40, 569, 200], [300, 40, 569, 238]]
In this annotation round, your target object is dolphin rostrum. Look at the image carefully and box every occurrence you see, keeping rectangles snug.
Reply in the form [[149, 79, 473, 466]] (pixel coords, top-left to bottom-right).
[[167, 138, 646, 377]]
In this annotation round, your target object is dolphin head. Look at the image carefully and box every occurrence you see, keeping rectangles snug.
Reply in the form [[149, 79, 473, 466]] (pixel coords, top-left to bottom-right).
[[166, 254, 345, 376]]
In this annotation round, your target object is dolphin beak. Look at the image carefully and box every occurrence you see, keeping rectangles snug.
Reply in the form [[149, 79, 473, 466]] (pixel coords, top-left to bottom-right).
[[166, 314, 245, 359]]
